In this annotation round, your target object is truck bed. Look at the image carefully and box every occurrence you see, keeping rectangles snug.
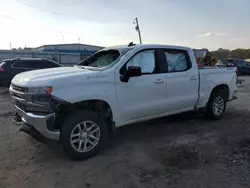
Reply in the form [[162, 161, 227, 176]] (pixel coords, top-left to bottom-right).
[[196, 67, 237, 108]]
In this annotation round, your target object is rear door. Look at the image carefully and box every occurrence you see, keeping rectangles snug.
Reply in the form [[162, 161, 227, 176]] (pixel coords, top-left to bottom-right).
[[163, 49, 199, 112]]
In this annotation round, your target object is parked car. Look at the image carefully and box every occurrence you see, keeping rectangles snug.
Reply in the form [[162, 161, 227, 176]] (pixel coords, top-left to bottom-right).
[[215, 60, 227, 68], [0, 58, 62, 87], [236, 61, 250, 75], [222, 58, 243, 66], [220, 60, 236, 67], [10, 44, 238, 160], [221, 58, 250, 75]]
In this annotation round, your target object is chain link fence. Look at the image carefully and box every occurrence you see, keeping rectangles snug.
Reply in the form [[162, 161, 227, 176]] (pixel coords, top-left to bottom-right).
[[0, 50, 91, 66]]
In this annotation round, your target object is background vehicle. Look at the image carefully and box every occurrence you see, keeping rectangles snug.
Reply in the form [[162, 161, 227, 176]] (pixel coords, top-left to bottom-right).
[[219, 60, 236, 67], [222, 58, 246, 66], [222, 58, 250, 75], [0, 58, 62, 87], [10, 44, 237, 160], [236, 61, 250, 75]]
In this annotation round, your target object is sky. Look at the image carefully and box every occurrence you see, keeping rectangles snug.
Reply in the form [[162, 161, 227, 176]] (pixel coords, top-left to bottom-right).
[[0, 0, 250, 50]]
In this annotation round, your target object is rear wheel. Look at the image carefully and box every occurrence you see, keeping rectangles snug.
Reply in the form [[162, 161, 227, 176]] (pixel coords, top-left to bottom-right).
[[204, 90, 226, 120], [61, 110, 108, 160]]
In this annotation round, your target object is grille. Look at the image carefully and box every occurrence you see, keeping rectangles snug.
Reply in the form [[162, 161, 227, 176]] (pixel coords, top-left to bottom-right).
[[12, 84, 28, 93]]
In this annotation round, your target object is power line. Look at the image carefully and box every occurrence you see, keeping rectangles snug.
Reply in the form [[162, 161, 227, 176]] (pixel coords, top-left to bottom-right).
[[14, 0, 86, 22], [0, 12, 77, 36], [0, 13, 18, 21], [15, 0, 58, 15]]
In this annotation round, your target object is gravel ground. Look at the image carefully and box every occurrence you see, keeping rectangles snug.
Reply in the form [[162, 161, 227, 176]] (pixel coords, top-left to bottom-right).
[[0, 77, 250, 188]]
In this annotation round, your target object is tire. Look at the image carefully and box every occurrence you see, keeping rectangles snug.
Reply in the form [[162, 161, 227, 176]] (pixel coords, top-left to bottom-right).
[[60, 109, 108, 160], [204, 90, 227, 120]]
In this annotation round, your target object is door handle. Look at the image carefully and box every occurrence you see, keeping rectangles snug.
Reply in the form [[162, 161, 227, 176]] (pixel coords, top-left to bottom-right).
[[154, 79, 164, 83], [189, 76, 198, 81]]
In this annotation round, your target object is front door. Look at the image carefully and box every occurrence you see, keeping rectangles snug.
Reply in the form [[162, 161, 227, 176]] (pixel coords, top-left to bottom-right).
[[115, 49, 167, 125]]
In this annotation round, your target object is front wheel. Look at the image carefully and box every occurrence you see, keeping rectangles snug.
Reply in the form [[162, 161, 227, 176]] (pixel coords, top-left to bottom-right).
[[204, 91, 226, 120], [60, 110, 108, 160]]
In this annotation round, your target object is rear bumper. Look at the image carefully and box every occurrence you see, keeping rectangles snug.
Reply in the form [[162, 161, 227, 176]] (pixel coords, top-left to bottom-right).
[[15, 105, 60, 140]]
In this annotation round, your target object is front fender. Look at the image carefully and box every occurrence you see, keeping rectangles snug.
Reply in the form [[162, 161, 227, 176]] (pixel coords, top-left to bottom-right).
[[51, 81, 119, 122]]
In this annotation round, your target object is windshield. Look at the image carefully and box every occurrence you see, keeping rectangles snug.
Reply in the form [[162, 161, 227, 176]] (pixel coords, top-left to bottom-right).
[[78, 48, 133, 70], [79, 50, 120, 68]]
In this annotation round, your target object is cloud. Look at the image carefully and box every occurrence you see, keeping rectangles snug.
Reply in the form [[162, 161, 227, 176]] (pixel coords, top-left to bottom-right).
[[214, 33, 228, 36], [198, 32, 213, 37], [198, 32, 228, 37], [230, 38, 250, 42]]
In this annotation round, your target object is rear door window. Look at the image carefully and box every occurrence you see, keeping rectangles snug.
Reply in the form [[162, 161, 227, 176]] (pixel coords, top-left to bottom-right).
[[12, 60, 42, 69], [164, 50, 191, 72], [41, 60, 60, 68], [12, 61, 31, 69]]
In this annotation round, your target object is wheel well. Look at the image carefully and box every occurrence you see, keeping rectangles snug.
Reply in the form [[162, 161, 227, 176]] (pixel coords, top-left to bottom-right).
[[72, 100, 113, 121], [55, 99, 114, 134], [210, 84, 229, 101]]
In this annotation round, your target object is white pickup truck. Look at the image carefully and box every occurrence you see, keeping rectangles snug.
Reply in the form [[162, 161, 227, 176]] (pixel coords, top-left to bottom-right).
[[10, 44, 238, 160]]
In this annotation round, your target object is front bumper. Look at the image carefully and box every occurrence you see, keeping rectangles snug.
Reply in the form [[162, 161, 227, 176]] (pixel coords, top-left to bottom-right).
[[229, 90, 237, 101], [15, 105, 60, 140]]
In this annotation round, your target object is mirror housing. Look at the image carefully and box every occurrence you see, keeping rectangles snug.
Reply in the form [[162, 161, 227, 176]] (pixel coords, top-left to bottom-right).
[[127, 66, 142, 77], [120, 66, 142, 82]]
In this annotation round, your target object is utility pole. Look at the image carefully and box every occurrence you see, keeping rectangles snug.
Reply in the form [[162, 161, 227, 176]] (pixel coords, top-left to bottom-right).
[[133, 17, 142, 44], [78, 38, 80, 51], [9, 42, 12, 58]]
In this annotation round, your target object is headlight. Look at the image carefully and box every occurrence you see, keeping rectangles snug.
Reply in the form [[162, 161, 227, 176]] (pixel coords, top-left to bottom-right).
[[28, 86, 53, 94]]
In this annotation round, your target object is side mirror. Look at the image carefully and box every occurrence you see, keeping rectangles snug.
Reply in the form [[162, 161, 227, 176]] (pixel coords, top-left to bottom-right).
[[127, 66, 142, 77], [120, 66, 142, 82]]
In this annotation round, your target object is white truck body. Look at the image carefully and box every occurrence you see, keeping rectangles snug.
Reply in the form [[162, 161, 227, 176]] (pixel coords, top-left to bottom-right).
[[9, 44, 237, 159]]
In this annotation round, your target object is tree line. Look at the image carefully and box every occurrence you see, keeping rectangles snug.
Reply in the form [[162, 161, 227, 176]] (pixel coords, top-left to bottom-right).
[[9, 47, 250, 60], [211, 48, 250, 60], [11, 47, 33, 51]]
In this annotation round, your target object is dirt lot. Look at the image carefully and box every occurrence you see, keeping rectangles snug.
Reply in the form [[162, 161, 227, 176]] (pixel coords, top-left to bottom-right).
[[1, 77, 250, 188]]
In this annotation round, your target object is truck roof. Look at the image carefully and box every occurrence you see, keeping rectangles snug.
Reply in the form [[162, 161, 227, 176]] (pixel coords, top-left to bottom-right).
[[105, 44, 192, 51]]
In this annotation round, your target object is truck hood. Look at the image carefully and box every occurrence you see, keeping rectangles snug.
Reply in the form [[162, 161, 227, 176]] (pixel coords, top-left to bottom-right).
[[11, 67, 96, 87]]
